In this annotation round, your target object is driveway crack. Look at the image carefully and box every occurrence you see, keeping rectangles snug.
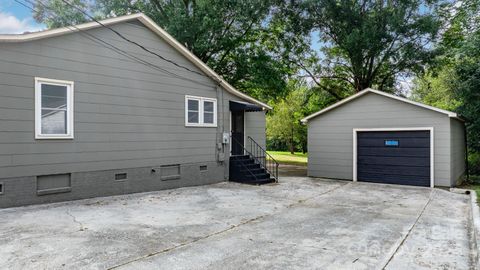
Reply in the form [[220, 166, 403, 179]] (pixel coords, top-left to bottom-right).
[[381, 189, 435, 269], [108, 182, 349, 270], [65, 209, 85, 232]]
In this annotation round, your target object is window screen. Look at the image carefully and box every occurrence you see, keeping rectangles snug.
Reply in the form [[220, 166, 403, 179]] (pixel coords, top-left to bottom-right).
[[203, 101, 214, 124], [41, 84, 68, 134], [187, 99, 200, 124]]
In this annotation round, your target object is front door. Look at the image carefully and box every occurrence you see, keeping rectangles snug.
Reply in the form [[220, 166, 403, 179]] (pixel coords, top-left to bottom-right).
[[231, 111, 244, 155]]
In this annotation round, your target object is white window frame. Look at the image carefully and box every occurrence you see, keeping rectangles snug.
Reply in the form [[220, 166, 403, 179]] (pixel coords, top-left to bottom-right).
[[185, 95, 217, 127], [35, 77, 74, 139]]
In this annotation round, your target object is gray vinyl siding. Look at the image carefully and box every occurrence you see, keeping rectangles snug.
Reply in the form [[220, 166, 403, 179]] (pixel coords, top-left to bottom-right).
[[307, 92, 453, 187], [245, 111, 267, 149], [450, 118, 466, 185], [0, 19, 264, 184]]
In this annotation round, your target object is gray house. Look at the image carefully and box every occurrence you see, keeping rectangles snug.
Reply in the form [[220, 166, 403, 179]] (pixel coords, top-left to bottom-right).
[[302, 88, 466, 187], [0, 13, 276, 208]]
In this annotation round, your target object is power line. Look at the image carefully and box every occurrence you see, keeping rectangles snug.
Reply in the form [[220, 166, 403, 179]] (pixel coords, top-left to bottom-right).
[[59, 0, 212, 79], [14, 0, 214, 87], [16, 0, 179, 79]]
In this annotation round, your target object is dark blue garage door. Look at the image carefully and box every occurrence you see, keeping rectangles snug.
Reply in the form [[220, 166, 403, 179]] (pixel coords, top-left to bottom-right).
[[357, 131, 430, 187]]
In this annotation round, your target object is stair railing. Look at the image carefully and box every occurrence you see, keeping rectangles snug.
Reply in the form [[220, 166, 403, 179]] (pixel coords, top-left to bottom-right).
[[230, 136, 260, 181], [246, 136, 279, 182]]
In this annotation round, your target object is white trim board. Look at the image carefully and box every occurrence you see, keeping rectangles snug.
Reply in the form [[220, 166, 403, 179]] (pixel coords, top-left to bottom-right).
[[0, 13, 271, 111], [228, 110, 246, 156], [352, 127, 434, 188], [302, 88, 462, 123], [184, 95, 218, 127], [34, 77, 74, 139]]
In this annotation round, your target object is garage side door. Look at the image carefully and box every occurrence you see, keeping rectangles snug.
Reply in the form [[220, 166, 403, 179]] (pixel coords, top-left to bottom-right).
[[357, 130, 430, 187]]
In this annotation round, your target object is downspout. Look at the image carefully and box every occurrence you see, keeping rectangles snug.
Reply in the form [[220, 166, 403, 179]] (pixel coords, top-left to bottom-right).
[[216, 84, 229, 181]]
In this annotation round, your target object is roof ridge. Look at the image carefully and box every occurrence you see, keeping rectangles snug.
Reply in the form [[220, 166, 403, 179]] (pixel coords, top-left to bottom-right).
[[301, 88, 461, 122], [0, 13, 271, 110]]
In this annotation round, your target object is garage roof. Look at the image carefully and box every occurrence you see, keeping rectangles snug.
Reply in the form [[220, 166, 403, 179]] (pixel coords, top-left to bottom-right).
[[0, 13, 271, 110], [301, 88, 462, 123]]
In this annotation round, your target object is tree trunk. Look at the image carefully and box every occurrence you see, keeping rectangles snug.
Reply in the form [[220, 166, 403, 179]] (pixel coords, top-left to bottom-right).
[[289, 142, 294, 154], [302, 141, 307, 154], [290, 126, 295, 154]]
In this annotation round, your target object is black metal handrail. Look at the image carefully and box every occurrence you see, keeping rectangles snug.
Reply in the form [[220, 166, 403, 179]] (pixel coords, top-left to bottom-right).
[[231, 136, 278, 183], [230, 135, 262, 181], [246, 136, 279, 182]]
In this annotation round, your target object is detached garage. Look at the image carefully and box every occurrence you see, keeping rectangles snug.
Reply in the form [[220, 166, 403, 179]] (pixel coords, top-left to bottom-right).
[[301, 88, 466, 187]]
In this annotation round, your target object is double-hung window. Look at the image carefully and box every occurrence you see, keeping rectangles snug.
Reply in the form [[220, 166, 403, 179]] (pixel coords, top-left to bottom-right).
[[185, 95, 217, 127], [35, 77, 74, 139]]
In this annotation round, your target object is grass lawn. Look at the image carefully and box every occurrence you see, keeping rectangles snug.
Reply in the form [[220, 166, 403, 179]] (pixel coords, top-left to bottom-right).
[[267, 151, 308, 166]]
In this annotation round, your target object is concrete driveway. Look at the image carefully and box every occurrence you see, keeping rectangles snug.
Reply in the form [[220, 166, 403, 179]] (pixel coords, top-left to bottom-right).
[[0, 177, 476, 270]]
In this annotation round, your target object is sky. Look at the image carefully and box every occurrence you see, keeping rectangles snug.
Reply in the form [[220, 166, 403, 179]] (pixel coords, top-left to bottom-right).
[[0, 0, 414, 93], [0, 0, 45, 34]]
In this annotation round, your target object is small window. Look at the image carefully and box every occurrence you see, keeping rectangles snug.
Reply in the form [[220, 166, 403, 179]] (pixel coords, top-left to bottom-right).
[[185, 95, 217, 127], [115, 173, 128, 181], [200, 165, 208, 171], [0, 182, 3, 195], [385, 140, 399, 147], [35, 77, 74, 139]]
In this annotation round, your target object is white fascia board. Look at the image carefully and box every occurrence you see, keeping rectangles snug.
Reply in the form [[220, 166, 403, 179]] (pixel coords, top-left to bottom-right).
[[0, 13, 271, 110], [301, 90, 370, 123], [301, 88, 461, 123], [136, 15, 271, 110], [0, 13, 143, 42]]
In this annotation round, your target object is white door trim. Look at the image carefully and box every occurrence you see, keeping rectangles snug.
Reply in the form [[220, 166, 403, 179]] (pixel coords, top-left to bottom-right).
[[352, 127, 434, 188], [229, 111, 246, 156], [244, 113, 246, 155]]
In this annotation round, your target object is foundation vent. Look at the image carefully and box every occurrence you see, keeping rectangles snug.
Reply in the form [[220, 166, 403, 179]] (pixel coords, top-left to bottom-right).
[[115, 173, 128, 181]]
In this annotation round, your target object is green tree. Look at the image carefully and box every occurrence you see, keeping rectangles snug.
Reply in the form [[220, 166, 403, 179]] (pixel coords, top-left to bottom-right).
[[266, 80, 335, 153], [267, 82, 307, 154], [297, 0, 443, 98], [411, 67, 461, 111], [452, 32, 480, 153], [33, 0, 305, 100], [33, 0, 91, 29], [412, 0, 480, 175], [437, 0, 480, 54]]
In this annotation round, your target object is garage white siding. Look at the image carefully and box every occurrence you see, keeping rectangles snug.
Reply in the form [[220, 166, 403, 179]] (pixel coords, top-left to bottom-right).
[[450, 118, 466, 185], [307, 92, 453, 187]]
